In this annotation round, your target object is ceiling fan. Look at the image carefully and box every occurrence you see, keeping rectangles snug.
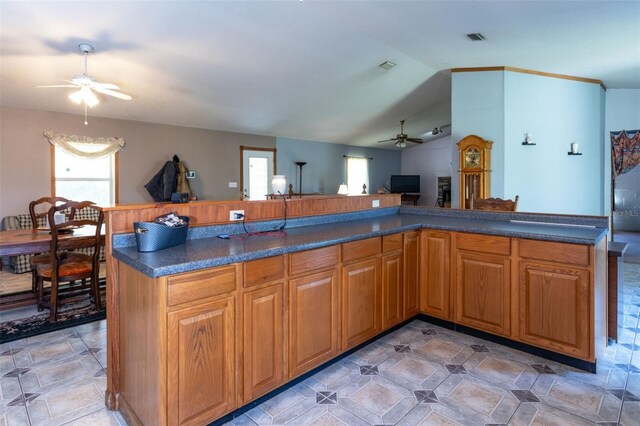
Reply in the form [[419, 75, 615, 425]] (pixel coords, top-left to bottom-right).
[[377, 120, 423, 148], [38, 43, 131, 125]]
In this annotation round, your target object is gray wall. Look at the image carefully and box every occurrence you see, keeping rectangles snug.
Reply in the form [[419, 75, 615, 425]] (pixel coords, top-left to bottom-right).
[[401, 135, 453, 207], [0, 106, 275, 217], [275, 137, 401, 195]]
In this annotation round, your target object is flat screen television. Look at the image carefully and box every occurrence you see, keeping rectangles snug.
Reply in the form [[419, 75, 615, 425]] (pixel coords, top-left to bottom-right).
[[390, 175, 420, 194]]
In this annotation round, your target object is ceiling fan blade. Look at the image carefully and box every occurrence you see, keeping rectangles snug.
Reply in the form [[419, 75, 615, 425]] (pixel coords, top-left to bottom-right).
[[377, 138, 398, 143], [91, 82, 120, 90], [406, 138, 423, 143], [92, 86, 132, 100], [36, 85, 78, 88]]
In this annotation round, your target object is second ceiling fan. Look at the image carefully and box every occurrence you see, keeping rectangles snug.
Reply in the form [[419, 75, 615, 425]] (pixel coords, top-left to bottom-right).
[[378, 120, 423, 148]]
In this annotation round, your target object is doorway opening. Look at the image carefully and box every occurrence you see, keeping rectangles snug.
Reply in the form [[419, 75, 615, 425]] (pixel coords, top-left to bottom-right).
[[240, 146, 277, 201]]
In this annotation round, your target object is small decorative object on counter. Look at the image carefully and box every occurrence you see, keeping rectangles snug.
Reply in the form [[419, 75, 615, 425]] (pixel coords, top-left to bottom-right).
[[134, 212, 190, 252]]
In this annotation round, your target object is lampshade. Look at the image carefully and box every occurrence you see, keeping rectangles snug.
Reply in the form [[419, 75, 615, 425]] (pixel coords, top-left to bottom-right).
[[272, 175, 287, 195], [337, 184, 348, 195]]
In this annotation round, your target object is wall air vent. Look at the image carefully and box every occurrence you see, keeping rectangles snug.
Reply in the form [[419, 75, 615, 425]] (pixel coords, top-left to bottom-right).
[[466, 33, 486, 41]]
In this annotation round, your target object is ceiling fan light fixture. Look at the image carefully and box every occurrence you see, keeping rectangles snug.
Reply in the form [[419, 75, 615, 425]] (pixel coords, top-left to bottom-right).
[[69, 86, 99, 107], [395, 140, 407, 148]]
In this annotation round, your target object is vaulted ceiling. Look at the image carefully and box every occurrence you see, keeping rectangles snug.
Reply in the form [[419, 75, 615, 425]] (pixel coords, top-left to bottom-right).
[[1, 1, 638, 147]]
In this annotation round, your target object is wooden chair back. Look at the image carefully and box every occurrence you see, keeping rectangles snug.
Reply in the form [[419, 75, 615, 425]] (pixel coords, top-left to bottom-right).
[[48, 201, 103, 268], [474, 195, 519, 211], [29, 196, 76, 229]]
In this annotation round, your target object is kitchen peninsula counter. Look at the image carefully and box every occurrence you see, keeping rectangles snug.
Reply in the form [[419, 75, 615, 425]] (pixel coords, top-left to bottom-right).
[[112, 207, 607, 278]]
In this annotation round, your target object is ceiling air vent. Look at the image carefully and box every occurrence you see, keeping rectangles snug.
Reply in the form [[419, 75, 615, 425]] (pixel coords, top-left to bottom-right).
[[466, 33, 486, 41], [379, 61, 396, 70]]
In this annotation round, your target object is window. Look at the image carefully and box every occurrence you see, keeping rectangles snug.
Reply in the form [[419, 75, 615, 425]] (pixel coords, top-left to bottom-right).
[[53, 143, 118, 206], [346, 157, 369, 195]]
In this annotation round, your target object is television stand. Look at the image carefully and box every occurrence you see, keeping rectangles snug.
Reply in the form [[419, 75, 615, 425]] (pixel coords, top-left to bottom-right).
[[400, 193, 420, 206]]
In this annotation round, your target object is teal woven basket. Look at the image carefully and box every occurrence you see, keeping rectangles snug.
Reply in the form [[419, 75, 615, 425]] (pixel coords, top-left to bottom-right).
[[133, 216, 189, 252]]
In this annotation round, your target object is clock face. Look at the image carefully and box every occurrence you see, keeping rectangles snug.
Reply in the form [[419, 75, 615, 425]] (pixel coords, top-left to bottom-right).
[[464, 148, 481, 168]]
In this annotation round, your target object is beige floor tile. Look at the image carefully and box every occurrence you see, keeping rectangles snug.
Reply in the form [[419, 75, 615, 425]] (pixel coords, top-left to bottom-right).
[[463, 350, 539, 390], [378, 352, 450, 391], [620, 401, 640, 426], [509, 401, 600, 425]]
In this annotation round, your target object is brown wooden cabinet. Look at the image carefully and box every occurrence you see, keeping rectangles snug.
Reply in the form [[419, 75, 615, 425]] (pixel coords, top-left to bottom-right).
[[515, 235, 597, 360], [382, 235, 403, 330], [241, 282, 284, 403], [341, 257, 381, 350], [420, 230, 451, 320], [288, 268, 339, 378], [454, 233, 511, 337], [167, 297, 236, 426], [403, 231, 420, 318]]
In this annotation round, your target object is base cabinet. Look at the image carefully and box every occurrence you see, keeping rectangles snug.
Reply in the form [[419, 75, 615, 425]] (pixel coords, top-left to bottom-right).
[[242, 282, 284, 403], [518, 261, 590, 359], [341, 258, 381, 349], [289, 268, 339, 378], [420, 231, 451, 320], [382, 251, 403, 330], [455, 251, 511, 337], [167, 297, 236, 426], [403, 231, 420, 318]]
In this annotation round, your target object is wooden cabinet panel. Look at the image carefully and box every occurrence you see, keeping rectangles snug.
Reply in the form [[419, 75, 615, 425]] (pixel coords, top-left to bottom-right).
[[403, 231, 420, 318], [518, 261, 590, 359], [167, 297, 235, 426], [383, 233, 403, 253], [382, 252, 403, 330], [518, 239, 590, 267], [289, 245, 339, 277], [289, 269, 339, 378], [341, 258, 381, 350], [342, 237, 381, 264], [244, 256, 284, 288], [242, 283, 284, 403], [420, 231, 451, 320], [455, 233, 510, 256], [455, 251, 511, 336], [167, 265, 237, 307]]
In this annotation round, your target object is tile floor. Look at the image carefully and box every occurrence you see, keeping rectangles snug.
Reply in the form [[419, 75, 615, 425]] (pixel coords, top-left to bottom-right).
[[0, 262, 638, 425]]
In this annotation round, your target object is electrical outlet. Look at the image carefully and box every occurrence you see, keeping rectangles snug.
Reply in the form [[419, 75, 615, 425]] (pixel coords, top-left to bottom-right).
[[372, 199, 380, 208], [229, 210, 245, 221]]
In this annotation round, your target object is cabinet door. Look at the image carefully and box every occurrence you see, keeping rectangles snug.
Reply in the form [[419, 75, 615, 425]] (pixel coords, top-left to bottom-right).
[[382, 251, 403, 330], [167, 297, 235, 426], [420, 231, 451, 320], [342, 258, 381, 350], [242, 282, 284, 403], [518, 261, 590, 359], [403, 231, 420, 318], [455, 251, 511, 337], [289, 269, 339, 378]]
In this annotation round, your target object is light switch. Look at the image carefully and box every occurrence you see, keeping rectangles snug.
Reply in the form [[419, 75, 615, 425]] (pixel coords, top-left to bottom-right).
[[229, 182, 238, 188]]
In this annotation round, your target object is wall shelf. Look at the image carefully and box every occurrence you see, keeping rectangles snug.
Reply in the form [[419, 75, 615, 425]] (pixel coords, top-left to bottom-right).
[[567, 152, 583, 156]]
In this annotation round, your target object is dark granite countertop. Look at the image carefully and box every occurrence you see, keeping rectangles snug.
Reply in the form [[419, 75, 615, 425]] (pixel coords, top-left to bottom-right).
[[112, 212, 608, 278]]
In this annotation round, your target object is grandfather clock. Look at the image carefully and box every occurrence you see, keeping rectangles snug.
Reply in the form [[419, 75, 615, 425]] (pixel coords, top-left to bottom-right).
[[457, 135, 493, 209]]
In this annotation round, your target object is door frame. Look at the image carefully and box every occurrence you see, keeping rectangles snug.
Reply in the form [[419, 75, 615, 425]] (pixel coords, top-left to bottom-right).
[[239, 146, 278, 200]]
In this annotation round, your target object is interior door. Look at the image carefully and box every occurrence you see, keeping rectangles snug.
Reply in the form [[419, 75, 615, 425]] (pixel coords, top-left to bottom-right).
[[242, 149, 275, 200]]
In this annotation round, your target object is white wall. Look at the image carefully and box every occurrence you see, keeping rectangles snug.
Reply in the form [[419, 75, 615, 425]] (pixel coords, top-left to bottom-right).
[[451, 71, 505, 207], [451, 69, 606, 215], [400, 136, 453, 206]]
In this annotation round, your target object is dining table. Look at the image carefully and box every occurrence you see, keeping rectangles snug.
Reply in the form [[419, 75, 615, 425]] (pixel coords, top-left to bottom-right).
[[0, 226, 105, 309]]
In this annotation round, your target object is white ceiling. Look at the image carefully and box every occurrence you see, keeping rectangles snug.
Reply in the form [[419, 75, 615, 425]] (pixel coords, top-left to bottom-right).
[[1, 1, 639, 147]]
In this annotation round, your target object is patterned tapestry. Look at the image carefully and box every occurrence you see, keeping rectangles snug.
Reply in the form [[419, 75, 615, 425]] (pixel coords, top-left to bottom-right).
[[611, 129, 640, 178]]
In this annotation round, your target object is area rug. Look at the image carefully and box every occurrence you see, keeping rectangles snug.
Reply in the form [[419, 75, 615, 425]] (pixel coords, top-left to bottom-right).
[[0, 304, 105, 343]]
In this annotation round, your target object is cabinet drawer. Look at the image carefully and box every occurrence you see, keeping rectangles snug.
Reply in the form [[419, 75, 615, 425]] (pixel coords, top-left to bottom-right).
[[456, 233, 511, 256], [342, 237, 381, 263], [383, 234, 402, 253], [244, 256, 285, 288], [168, 265, 237, 307], [289, 246, 339, 277], [518, 239, 590, 267]]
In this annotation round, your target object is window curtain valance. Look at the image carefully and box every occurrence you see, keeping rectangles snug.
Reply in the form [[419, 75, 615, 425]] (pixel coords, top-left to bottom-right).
[[44, 131, 125, 159], [611, 129, 640, 178]]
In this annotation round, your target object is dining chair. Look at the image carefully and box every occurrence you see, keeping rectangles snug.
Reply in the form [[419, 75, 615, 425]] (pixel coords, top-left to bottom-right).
[[474, 195, 519, 211], [27, 197, 76, 292], [35, 200, 103, 323]]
